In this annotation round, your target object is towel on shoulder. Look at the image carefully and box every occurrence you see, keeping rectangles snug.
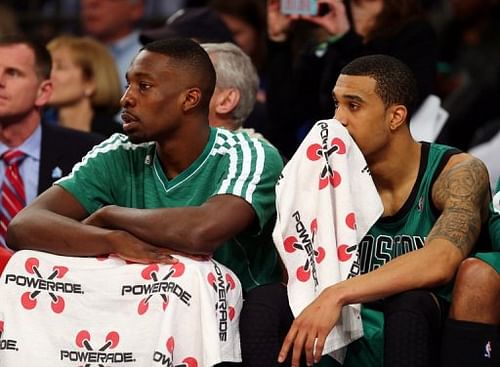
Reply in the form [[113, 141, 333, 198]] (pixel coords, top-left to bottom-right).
[[273, 118, 383, 361]]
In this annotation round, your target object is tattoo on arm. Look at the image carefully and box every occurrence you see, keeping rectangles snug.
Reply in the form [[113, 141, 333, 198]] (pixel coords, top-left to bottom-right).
[[428, 158, 490, 256]]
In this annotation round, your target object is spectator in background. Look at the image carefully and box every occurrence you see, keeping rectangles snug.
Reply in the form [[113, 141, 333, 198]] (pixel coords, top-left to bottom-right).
[[208, 0, 267, 89], [0, 35, 103, 250], [46, 35, 122, 137], [207, 0, 271, 137], [139, 7, 234, 45], [266, 0, 437, 158], [80, 0, 146, 91], [0, 4, 20, 37], [201, 42, 263, 137], [435, 0, 500, 151]]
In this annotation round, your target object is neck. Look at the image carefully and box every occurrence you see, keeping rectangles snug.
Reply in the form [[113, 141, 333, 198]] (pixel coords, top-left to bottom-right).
[[368, 134, 421, 216], [210, 115, 237, 131], [369, 134, 421, 191], [57, 99, 94, 132], [156, 122, 211, 180], [0, 110, 41, 148]]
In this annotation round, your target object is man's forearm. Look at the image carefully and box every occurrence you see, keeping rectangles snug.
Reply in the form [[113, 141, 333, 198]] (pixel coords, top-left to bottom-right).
[[8, 208, 116, 256], [87, 205, 220, 255], [327, 239, 464, 307]]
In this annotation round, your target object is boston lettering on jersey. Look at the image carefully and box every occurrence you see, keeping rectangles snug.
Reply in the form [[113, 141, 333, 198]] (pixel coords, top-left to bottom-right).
[[357, 234, 426, 273]]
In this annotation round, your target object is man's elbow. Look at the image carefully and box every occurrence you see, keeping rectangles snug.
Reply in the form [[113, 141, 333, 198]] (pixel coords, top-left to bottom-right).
[[6, 213, 27, 251], [186, 224, 229, 255], [426, 249, 464, 286]]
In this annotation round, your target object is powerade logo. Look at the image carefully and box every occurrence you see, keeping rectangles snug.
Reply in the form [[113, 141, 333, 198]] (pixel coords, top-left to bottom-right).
[[153, 336, 198, 366], [60, 330, 135, 365], [4, 257, 83, 313], [121, 263, 192, 315], [283, 212, 325, 287], [0, 320, 18, 352], [306, 121, 347, 190], [207, 261, 237, 341]]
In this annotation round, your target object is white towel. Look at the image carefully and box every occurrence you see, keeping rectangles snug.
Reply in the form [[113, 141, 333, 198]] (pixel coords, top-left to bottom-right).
[[273, 119, 383, 362], [0, 250, 242, 366]]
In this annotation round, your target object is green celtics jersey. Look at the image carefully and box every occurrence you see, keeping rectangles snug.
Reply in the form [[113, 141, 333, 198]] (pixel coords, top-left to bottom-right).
[[358, 142, 460, 298], [57, 127, 284, 292], [478, 178, 500, 272]]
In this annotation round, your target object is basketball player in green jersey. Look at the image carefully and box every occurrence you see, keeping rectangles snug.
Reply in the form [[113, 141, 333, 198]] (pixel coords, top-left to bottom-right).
[[8, 38, 291, 366], [277, 54, 496, 367]]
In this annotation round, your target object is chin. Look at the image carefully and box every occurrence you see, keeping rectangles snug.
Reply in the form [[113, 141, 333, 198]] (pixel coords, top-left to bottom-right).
[[125, 133, 147, 144]]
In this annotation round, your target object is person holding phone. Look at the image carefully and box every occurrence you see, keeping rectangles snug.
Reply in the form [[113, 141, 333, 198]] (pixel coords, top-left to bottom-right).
[[266, 0, 437, 159]]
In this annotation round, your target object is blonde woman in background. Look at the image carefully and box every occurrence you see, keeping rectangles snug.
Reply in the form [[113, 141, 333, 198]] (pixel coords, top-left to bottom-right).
[[47, 35, 122, 137]]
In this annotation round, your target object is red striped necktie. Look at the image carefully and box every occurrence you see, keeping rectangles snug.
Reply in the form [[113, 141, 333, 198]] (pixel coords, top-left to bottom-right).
[[0, 150, 27, 249]]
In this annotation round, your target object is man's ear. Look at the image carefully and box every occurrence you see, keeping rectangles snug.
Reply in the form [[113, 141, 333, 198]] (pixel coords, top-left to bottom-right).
[[388, 104, 408, 131], [214, 88, 240, 115], [34, 80, 53, 107], [182, 87, 202, 112]]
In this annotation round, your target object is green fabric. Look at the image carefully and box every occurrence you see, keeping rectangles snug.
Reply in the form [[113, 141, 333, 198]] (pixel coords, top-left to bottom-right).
[[477, 178, 500, 272], [57, 128, 284, 292], [315, 143, 458, 367], [360, 143, 457, 301]]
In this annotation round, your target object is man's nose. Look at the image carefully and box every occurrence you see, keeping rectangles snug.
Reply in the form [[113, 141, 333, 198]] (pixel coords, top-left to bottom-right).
[[334, 108, 347, 127], [120, 88, 133, 108]]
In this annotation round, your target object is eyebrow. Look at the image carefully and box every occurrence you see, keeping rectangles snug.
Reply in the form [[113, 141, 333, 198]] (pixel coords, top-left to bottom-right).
[[332, 91, 365, 103], [125, 71, 153, 81]]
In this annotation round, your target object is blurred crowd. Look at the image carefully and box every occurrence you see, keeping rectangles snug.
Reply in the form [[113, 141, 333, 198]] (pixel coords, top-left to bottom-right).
[[1, 0, 499, 188]]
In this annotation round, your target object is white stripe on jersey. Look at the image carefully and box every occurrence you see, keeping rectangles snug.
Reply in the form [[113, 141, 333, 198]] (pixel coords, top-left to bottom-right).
[[56, 133, 152, 184]]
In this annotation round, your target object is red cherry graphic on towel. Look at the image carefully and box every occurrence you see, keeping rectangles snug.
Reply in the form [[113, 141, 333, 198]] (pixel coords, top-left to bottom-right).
[[182, 357, 198, 367], [25, 257, 39, 274], [52, 265, 68, 278], [51, 295, 65, 313], [316, 247, 326, 263], [170, 262, 185, 277], [167, 336, 175, 353], [310, 219, 318, 234], [226, 273, 236, 289], [76, 330, 91, 348], [296, 266, 310, 281], [208, 273, 216, 289], [345, 212, 356, 229], [138, 298, 149, 315], [338, 244, 351, 261], [21, 292, 37, 309], [331, 138, 346, 154], [307, 144, 322, 161], [104, 331, 120, 349], [284, 236, 298, 253], [141, 264, 159, 280]]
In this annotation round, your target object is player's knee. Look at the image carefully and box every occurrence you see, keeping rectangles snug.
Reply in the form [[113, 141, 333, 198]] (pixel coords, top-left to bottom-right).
[[454, 258, 497, 293], [451, 258, 500, 321]]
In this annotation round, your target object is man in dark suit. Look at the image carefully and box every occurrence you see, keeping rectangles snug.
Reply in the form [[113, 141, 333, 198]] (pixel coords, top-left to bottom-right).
[[0, 35, 103, 249]]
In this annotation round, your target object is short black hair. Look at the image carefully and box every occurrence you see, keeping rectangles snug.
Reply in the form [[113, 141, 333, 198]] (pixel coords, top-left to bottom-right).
[[0, 34, 52, 80], [141, 38, 216, 113], [340, 54, 418, 117]]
